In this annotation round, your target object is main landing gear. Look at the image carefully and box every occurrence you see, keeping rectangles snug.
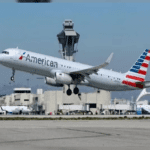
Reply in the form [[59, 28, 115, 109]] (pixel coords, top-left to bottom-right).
[[10, 69, 15, 82], [66, 88, 72, 96], [66, 86, 79, 96], [74, 87, 79, 95]]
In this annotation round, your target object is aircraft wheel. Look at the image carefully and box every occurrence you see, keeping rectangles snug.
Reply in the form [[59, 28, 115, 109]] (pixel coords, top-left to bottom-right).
[[66, 89, 72, 96], [19, 110, 22, 115], [74, 87, 79, 94], [11, 76, 14, 81], [11, 69, 15, 82], [97, 90, 100, 93]]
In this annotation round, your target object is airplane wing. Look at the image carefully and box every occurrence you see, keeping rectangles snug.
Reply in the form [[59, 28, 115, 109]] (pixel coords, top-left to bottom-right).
[[69, 53, 113, 78]]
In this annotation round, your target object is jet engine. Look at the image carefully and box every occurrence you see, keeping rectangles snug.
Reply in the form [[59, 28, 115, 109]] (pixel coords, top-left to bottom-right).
[[55, 72, 73, 85], [45, 77, 63, 87]]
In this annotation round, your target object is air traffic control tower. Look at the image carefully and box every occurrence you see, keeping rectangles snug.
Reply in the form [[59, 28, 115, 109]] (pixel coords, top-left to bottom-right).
[[57, 20, 80, 95], [57, 19, 80, 61]]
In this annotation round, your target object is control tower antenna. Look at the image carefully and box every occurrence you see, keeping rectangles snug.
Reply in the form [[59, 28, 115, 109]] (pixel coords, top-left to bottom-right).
[[57, 19, 80, 61]]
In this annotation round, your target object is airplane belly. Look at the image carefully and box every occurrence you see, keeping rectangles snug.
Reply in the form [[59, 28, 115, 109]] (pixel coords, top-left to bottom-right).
[[87, 75, 114, 90], [20, 63, 50, 77], [88, 74, 132, 91], [4, 60, 51, 77]]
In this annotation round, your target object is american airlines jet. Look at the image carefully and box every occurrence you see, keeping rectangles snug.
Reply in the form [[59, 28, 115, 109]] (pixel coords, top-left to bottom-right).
[[0, 48, 150, 96]]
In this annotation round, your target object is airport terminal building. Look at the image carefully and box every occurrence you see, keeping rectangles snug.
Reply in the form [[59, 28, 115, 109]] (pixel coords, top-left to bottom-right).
[[1, 87, 150, 115], [0, 88, 111, 115]]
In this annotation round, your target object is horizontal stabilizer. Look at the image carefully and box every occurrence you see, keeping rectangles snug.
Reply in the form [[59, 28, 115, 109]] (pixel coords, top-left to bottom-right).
[[135, 81, 150, 88]]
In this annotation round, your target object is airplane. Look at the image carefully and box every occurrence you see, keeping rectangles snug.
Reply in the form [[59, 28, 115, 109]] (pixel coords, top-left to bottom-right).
[[137, 105, 150, 114], [0, 48, 150, 96], [1, 106, 32, 114]]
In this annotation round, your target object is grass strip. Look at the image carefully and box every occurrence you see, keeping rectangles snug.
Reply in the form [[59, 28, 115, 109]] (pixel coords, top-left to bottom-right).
[[0, 116, 150, 120]]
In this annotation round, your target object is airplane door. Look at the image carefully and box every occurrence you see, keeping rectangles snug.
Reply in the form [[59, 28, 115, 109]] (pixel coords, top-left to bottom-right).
[[10, 50, 20, 62]]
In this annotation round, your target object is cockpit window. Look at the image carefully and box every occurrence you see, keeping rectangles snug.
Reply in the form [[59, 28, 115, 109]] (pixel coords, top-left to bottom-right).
[[2, 51, 9, 54]]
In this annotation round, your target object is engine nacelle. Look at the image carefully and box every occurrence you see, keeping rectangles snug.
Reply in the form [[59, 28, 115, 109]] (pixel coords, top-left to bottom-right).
[[45, 77, 63, 87], [55, 72, 73, 85]]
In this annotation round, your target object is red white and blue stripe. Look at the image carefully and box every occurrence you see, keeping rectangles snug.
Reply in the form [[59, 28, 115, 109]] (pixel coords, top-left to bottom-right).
[[19, 52, 26, 60], [122, 49, 150, 88]]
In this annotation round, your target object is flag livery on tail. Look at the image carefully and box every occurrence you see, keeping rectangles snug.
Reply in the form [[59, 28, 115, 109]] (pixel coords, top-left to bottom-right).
[[122, 49, 150, 88]]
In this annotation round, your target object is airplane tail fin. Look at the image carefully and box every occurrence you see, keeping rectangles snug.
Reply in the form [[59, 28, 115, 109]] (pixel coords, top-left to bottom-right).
[[125, 49, 150, 83]]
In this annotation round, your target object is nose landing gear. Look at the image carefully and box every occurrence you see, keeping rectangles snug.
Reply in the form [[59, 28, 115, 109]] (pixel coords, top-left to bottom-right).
[[10, 69, 15, 82], [11, 76, 14, 81]]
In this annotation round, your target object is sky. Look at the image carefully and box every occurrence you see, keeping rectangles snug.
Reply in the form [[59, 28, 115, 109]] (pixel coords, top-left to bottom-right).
[[1, 0, 150, 3], [1, 2, 150, 100]]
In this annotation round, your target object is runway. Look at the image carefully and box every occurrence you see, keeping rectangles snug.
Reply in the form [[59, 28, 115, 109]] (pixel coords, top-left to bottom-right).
[[0, 120, 150, 150]]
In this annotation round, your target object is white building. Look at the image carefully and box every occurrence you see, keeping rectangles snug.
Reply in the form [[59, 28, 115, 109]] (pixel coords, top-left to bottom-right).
[[0, 88, 111, 115]]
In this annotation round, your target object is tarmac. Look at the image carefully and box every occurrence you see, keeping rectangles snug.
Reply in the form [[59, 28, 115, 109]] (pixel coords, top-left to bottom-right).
[[1, 114, 150, 118], [0, 119, 150, 150]]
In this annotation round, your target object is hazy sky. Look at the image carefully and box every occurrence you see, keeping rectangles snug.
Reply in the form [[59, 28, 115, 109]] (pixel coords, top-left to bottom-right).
[[1, 0, 150, 3], [1, 2, 150, 100]]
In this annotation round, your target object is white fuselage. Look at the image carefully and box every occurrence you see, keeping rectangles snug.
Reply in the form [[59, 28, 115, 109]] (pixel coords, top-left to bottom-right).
[[0, 48, 135, 91], [1, 106, 32, 114], [137, 105, 150, 113]]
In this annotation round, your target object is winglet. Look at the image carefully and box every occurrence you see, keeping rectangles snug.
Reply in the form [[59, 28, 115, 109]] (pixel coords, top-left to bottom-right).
[[106, 53, 114, 64]]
